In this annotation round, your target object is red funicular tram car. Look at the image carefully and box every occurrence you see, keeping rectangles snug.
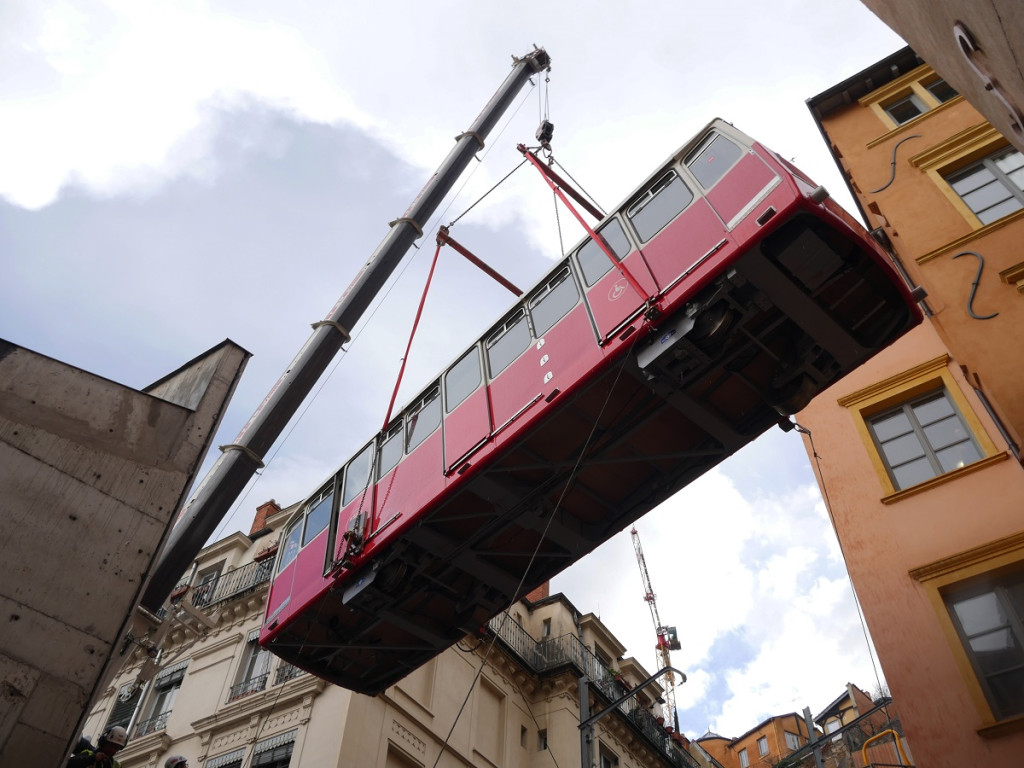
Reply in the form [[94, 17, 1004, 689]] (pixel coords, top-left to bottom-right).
[[261, 119, 920, 693]]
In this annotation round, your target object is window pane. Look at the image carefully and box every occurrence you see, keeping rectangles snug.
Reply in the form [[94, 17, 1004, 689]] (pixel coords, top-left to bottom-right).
[[969, 628, 1024, 675], [949, 166, 994, 196], [301, 488, 333, 546], [871, 409, 913, 442], [406, 388, 441, 451], [977, 197, 1024, 225], [378, 426, 403, 478], [687, 133, 743, 189], [926, 78, 958, 103], [880, 432, 927, 466], [954, 592, 1006, 635], [758, 736, 769, 756], [627, 171, 694, 242], [962, 181, 1015, 215], [577, 219, 631, 286], [912, 393, 954, 425], [988, 668, 1024, 718], [885, 94, 926, 124], [935, 441, 982, 472], [892, 456, 936, 488], [278, 519, 302, 572], [529, 267, 579, 337], [445, 348, 481, 413], [922, 414, 969, 450], [343, 443, 374, 506], [486, 309, 531, 376], [994, 149, 1024, 181]]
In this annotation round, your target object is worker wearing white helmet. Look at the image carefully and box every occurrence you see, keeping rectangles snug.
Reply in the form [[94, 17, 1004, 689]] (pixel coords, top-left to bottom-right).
[[165, 757, 188, 768], [67, 725, 128, 767]]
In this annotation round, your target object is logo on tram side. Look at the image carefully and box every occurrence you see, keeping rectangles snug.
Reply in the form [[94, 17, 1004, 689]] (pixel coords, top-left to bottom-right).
[[608, 278, 628, 301]]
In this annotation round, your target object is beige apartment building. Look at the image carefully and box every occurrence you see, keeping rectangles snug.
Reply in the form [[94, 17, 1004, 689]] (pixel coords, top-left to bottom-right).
[[798, 46, 1024, 766], [78, 500, 698, 768]]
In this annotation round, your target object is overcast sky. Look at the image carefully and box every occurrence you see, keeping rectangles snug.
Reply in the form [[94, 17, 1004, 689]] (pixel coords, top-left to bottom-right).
[[1, 0, 905, 741]]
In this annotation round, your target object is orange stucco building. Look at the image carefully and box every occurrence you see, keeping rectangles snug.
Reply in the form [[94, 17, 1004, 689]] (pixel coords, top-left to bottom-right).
[[798, 47, 1024, 766]]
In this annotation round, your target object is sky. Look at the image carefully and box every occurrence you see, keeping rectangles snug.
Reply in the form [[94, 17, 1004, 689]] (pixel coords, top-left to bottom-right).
[[1, 0, 905, 741]]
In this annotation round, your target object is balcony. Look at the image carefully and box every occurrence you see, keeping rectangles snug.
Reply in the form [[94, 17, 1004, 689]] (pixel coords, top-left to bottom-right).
[[180, 558, 274, 610], [488, 615, 698, 768], [134, 710, 171, 738], [275, 663, 305, 685], [229, 672, 269, 702]]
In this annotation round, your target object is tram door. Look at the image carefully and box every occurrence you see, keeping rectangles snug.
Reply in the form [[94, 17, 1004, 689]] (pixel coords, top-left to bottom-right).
[[577, 218, 657, 342], [442, 346, 491, 474]]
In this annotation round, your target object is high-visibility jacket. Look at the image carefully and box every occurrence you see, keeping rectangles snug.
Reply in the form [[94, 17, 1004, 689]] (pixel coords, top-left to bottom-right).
[[67, 748, 122, 768]]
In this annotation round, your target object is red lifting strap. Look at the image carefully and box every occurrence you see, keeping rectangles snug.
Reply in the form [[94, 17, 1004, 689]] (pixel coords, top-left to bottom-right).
[[381, 240, 443, 433]]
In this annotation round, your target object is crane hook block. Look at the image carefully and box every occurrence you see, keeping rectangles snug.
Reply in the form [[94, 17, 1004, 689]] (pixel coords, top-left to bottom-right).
[[536, 120, 554, 147]]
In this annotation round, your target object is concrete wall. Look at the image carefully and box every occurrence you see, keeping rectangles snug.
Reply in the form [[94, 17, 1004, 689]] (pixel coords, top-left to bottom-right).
[[0, 339, 248, 767]]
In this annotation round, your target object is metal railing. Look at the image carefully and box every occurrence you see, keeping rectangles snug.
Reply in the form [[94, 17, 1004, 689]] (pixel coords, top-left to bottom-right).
[[274, 663, 305, 685], [228, 672, 269, 701], [134, 710, 171, 738], [191, 559, 274, 609], [488, 615, 697, 768]]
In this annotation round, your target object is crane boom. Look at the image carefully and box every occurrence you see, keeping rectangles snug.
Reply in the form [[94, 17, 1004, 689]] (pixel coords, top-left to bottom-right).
[[631, 527, 682, 732]]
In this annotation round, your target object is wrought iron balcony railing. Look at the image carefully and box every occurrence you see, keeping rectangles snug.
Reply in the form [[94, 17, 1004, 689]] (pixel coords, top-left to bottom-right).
[[229, 672, 269, 702], [188, 558, 274, 609], [134, 710, 171, 738], [488, 615, 698, 768], [274, 663, 305, 685]]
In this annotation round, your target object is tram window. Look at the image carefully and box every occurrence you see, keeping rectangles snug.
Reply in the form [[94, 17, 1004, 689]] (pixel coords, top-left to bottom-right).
[[278, 518, 303, 573], [577, 219, 631, 287], [445, 347, 482, 413], [686, 133, 743, 190], [342, 443, 374, 507], [486, 308, 532, 376], [302, 485, 334, 546], [626, 170, 694, 242], [406, 386, 441, 452], [378, 422, 404, 479], [529, 266, 579, 337]]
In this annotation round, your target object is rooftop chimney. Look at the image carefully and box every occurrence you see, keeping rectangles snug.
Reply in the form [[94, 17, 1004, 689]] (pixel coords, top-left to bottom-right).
[[251, 499, 281, 536], [524, 581, 550, 603]]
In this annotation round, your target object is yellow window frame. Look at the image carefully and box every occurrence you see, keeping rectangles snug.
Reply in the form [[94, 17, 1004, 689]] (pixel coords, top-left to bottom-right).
[[837, 354, 1001, 502]]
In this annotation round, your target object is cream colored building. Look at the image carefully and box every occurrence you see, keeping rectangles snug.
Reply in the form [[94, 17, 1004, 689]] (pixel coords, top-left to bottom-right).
[[79, 500, 698, 768]]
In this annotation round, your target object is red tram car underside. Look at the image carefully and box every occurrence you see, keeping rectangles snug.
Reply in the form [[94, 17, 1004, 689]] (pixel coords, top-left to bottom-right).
[[262, 194, 920, 697]]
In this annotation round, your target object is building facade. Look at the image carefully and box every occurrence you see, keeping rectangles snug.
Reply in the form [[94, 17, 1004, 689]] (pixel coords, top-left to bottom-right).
[[800, 47, 1024, 766], [78, 500, 699, 768]]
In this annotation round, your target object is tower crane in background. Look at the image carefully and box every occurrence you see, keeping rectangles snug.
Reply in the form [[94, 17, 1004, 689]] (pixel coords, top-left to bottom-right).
[[631, 526, 683, 732]]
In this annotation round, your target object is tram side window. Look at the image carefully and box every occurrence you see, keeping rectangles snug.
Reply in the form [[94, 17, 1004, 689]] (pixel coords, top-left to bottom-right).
[[486, 308, 532, 377], [529, 266, 579, 337], [626, 170, 694, 242], [445, 347, 482, 413], [378, 422, 404, 479], [277, 518, 303, 573], [577, 219, 632, 286], [686, 133, 743, 190], [407, 386, 441, 452], [302, 484, 334, 546], [342, 443, 374, 507]]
